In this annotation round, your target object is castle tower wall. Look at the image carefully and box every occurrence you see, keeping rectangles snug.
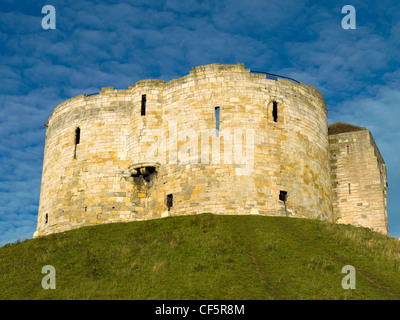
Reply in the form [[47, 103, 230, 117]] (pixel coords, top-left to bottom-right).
[[35, 63, 333, 237], [139, 64, 333, 220], [329, 124, 388, 234], [34, 89, 133, 237], [126, 80, 166, 217]]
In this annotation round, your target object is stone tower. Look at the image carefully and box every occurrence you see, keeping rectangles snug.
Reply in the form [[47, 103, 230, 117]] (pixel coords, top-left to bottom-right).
[[33, 63, 387, 237], [328, 122, 388, 234]]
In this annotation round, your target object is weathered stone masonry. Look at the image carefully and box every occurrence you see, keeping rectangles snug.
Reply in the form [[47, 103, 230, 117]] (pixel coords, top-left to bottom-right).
[[328, 122, 388, 234], [34, 63, 388, 237]]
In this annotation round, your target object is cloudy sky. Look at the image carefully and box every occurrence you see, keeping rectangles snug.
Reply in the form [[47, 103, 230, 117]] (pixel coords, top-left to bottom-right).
[[0, 0, 399, 245]]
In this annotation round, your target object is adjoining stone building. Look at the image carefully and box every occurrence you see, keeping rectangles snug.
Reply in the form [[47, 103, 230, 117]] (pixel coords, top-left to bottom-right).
[[33, 63, 388, 238], [328, 122, 388, 234]]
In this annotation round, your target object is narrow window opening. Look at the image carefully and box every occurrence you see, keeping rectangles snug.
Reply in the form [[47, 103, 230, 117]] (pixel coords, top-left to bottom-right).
[[166, 194, 173, 211], [74, 127, 80, 159], [75, 127, 81, 145], [279, 190, 288, 217], [141, 94, 146, 116], [45, 213, 48, 224], [272, 101, 278, 122], [348, 183, 351, 194], [347, 146, 349, 154], [215, 107, 220, 137]]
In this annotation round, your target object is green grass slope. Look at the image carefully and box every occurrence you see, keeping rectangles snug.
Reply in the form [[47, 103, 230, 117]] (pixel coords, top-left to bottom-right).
[[1, 213, 400, 300]]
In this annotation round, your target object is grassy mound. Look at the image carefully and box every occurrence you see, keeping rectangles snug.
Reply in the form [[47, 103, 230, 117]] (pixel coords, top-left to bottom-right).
[[1, 213, 400, 299]]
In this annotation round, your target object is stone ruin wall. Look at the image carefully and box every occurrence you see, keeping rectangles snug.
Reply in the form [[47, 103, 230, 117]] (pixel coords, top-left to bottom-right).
[[34, 63, 342, 237], [329, 129, 388, 234]]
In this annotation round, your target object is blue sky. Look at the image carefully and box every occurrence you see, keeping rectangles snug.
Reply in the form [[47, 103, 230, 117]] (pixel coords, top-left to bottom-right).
[[0, 0, 399, 245]]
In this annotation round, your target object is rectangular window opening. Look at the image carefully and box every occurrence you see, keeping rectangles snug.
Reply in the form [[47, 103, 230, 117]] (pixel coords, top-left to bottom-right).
[[215, 106, 220, 137], [74, 127, 80, 159], [166, 194, 173, 211], [348, 183, 351, 194], [273, 101, 278, 122], [279, 190, 287, 202], [75, 127, 80, 145], [141, 94, 146, 116], [347, 146, 349, 154]]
